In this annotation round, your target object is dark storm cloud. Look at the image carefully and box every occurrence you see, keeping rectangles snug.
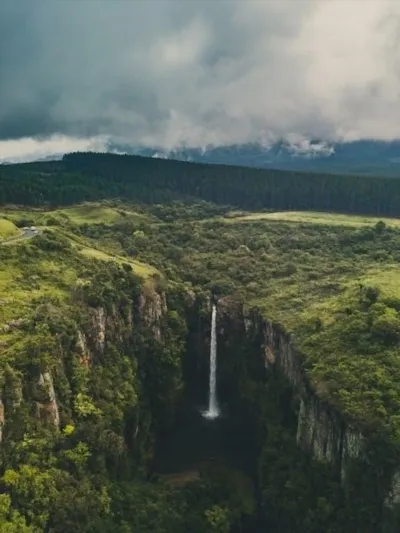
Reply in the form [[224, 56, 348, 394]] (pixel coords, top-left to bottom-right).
[[1, 0, 400, 156]]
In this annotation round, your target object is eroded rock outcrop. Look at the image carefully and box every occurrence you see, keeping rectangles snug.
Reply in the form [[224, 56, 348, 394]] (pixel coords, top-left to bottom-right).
[[0, 397, 4, 443], [92, 307, 106, 353], [138, 288, 167, 341], [386, 471, 400, 507], [37, 371, 60, 429], [76, 330, 91, 367]]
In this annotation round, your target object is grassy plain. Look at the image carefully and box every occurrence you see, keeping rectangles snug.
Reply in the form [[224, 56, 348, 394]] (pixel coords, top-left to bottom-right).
[[224, 210, 400, 228]]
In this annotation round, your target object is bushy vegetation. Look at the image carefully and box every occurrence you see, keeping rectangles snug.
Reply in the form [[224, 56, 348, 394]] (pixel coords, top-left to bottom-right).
[[1, 151, 400, 531], [0, 232, 254, 532], [64, 200, 400, 530]]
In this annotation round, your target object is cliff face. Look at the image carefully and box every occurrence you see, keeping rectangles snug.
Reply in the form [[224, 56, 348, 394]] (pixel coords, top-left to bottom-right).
[[138, 288, 167, 341], [0, 397, 4, 443], [215, 298, 400, 524], [0, 283, 171, 466], [262, 319, 364, 481], [36, 371, 60, 429], [262, 318, 400, 509]]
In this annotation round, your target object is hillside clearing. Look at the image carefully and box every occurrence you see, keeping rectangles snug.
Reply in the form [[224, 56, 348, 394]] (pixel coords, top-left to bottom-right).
[[55, 203, 151, 225], [65, 237, 158, 279], [223, 210, 400, 227]]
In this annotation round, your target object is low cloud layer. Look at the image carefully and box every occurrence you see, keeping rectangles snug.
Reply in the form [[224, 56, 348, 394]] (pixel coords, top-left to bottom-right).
[[1, 0, 400, 161], [0, 136, 109, 163]]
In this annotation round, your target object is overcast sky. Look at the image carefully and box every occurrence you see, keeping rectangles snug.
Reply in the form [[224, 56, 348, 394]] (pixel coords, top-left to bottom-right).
[[1, 0, 400, 161]]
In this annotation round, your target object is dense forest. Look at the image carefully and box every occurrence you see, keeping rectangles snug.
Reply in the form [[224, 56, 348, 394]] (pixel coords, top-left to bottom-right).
[[1, 154, 400, 532], [0, 151, 400, 215]]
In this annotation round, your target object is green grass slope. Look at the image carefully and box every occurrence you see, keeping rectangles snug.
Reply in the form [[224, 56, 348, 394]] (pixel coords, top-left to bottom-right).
[[224, 210, 400, 228], [0, 218, 19, 239], [55, 203, 151, 225]]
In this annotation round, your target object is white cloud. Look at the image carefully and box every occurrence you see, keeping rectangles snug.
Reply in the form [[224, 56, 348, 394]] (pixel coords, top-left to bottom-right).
[[0, 135, 108, 163]]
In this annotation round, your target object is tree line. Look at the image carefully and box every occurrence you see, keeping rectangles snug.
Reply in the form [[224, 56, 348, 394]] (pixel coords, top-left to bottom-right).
[[0, 151, 400, 215]]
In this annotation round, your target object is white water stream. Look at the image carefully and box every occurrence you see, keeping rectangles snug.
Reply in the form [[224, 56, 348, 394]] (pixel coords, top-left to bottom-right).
[[203, 304, 219, 419]]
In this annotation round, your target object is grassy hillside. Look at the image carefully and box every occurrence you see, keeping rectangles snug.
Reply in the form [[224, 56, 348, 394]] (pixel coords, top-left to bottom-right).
[[0, 216, 160, 364], [56, 203, 151, 225], [0, 204, 157, 279], [0, 218, 19, 239]]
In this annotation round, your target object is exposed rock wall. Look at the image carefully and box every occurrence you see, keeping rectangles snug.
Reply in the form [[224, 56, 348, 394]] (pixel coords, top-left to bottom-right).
[[37, 371, 60, 429], [386, 472, 400, 507], [92, 307, 106, 353], [262, 319, 364, 481], [296, 395, 363, 482], [261, 314, 400, 515], [76, 330, 91, 367], [0, 397, 4, 443], [0, 285, 169, 449], [138, 289, 167, 341], [216, 298, 400, 519]]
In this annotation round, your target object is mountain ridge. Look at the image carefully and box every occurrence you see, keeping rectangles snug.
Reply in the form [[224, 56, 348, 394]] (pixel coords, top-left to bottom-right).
[[119, 139, 400, 177], [3, 138, 400, 177]]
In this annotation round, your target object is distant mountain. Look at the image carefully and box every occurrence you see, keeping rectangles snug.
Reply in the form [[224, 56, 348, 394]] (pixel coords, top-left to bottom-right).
[[109, 139, 400, 177], [3, 138, 398, 176]]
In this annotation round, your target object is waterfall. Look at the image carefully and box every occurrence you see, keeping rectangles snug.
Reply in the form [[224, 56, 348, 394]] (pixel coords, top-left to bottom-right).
[[203, 303, 219, 419]]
